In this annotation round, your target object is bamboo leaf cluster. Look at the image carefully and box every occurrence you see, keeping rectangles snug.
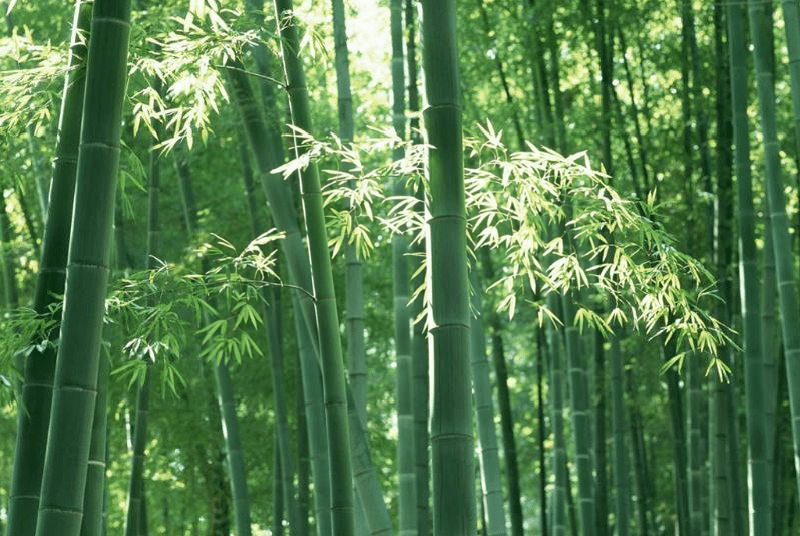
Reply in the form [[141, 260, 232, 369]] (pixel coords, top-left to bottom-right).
[[275, 125, 733, 369]]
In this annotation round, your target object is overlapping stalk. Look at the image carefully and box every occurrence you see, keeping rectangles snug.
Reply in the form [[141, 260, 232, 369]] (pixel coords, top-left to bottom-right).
[[34, 1, 131, 534], [175, 161, 253, 536], [272, 1, 354, 534], [561, 299, 595, 536], [469, 268, 508, 536], [609, 336, 629, 536], [327, 0, 370, 531], [80, 352, 108, 536], [404, 3, 430, 534], [545, 294, 567, 536], [728, 2, 770, 533], [124, 98, 162, 536], [5, 3, 91, 534], [747, 0, 800, 508], [389, 1, 418, 535]]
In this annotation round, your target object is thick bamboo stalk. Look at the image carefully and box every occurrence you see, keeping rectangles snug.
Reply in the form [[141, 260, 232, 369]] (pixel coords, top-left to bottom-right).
[[34, 0, 131, 533], [747, 0, 800, 509], [420, 1, 475, 534], [5, 3, 90, 534]]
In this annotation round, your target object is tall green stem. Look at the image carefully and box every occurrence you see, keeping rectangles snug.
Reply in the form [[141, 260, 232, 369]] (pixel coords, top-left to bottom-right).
[[469, 267, 508, 536], [5, 3, 90, 534], [34, 1, 131, 533], [562, 298, 595, 536], [272, 2, 354, 535], [421, 1, 475, 535], [748, 0, 800, 507]]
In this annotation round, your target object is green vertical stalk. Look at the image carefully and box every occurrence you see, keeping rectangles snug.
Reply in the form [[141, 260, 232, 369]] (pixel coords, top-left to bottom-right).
[[0, 196, 18, 311], [390, 2, 417, 536], [480, 251, 523, 536], [592, 325, 608, 536], [730, 0, 772, 531], [715, 3, 744, 532], [686, 359, 703, 536], [328, 0, 369, 530], [404, 3, 430, 534], [535, 334, 548, 536], [420, 1, 475, 535], [762, 206, 778, 485], [275, 434, 285, 536], [175, 160, 252, 536], [272, 2, 354, 535], [779, 0, 800, 155], [628, 379, 651, 536], [609, 336, 629, 536], [0, 193, 20, 380], [289, 294, 333, 536], [469, 267, 508, 536], [346, 387, 394, 536], [80, 352, 109, 536], [240, 138, 300, 536], [125, 98, 162, 536], [747, 0, 800, 507], [34, 0, 131, 534], [5, 3, 90, 534], [545, 293, 567, 536], [124, 366, 152, 536], [328, 0, 366, 426], [710, 378, 731, 535], [562, 299, 595, 536], [297, 358, 311, 536], [662, 345, 689, 536], [214, 362, 252, 536]]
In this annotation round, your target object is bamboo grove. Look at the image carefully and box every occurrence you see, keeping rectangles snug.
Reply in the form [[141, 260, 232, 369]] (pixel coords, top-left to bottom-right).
[[3, 0, 800, 535]]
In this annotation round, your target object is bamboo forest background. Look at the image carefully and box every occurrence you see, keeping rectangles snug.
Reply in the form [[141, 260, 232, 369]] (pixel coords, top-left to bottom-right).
[[0, 0, 798, 535]]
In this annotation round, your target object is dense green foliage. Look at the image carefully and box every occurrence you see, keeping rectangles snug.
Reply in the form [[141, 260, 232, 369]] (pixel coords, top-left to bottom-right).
[[2, 0, 800, 535]]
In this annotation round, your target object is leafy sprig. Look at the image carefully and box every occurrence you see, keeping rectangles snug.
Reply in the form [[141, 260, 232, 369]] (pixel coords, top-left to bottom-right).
[[274, 121, 734, 375]]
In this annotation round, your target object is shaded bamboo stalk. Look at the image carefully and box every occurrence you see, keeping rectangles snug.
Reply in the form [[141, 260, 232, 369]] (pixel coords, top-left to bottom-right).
[[5, 3, 91, 533], [239, 138, 300, 536], [34, 1, 131, 533], [747, 0, 800, 508], [469, 266, 508, 536]]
